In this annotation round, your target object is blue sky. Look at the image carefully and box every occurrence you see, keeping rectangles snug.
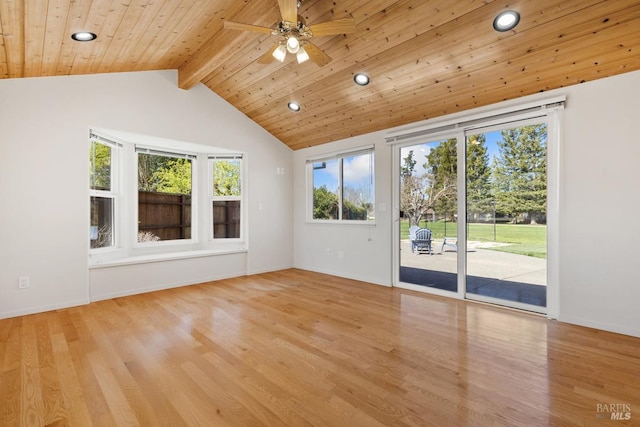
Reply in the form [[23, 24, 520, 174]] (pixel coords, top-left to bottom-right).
[[400, 130, 502, 174], [313, 153, 374, 191], [313, 131, 504, 189]]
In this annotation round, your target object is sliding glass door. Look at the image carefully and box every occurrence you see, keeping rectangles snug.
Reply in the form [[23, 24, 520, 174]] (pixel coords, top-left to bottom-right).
[[394, 111, 556, 315], [398, 138, 459, 295], [464, 123, 547, 312]]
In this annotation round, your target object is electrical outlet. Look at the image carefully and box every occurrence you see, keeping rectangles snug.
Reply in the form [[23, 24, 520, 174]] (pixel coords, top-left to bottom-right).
[[18, 276, 30, 289]]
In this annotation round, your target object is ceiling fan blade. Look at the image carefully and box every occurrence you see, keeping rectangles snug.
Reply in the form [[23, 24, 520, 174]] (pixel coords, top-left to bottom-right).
[[303, 42, 332, 67], [224, 21, 274, 34], [257, 43, 279, 64], [308, 18, 356, 37], [277, 0, 298, 23]]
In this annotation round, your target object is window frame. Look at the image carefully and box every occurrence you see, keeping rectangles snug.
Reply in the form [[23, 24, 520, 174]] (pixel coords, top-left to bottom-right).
[[306, 146, 375, 224], [134, 147, 197, 247], [88, 129, 248, 266], [89, 137, 120, 252], [209, 155, 244, 241]]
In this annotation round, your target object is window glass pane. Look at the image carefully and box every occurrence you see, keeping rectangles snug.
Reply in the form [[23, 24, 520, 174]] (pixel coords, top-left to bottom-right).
[[342, 153, 375, 220], [312, 159, 339, 220], [399, 139, 458, 292], [466, 124, 548, 308], [138, 153, 192, 242], [212, 201, 241, 239], [90, 196, 114, 248], [212, 159, 241, 196], [90, 141, 111, 191]]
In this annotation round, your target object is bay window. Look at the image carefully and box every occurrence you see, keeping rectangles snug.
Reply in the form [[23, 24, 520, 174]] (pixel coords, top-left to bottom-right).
[[89, 130, 246, 263]]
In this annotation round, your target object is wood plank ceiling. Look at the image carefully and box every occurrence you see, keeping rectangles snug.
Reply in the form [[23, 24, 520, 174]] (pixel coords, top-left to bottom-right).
[[2, 0, 639, 150]]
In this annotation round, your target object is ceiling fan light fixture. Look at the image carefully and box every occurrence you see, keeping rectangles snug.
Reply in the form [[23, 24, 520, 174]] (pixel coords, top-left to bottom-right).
[[71, 31, 97, 41], [286, 36, 300, 54], [288, 101, 301, 112], [273, 45, 287, 62], [354, 73, 370, 86], [493, 10, 520, 32], [296, 47, 309, 64]]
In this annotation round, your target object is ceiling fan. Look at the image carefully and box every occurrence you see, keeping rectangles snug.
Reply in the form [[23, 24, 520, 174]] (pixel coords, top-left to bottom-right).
[[224, 0, 356, 66]]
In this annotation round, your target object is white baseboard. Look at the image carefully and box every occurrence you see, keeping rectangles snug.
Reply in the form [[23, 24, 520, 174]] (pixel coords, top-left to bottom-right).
[[295, 265, 392, 288], [558, 315, 640, 338], [0, 298, 90, 320], [89, 271, 247, 302], [246, 263, 294, 276]]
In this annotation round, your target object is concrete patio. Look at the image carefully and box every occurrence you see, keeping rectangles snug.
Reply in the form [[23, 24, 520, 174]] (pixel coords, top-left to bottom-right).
[[400, 239, 547, 307]]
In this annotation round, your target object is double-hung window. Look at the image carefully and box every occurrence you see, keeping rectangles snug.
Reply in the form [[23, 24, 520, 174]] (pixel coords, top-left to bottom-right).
[[210, 155, 243, 239], [89, 136, 120, 249], [136, 147, 195, 243], [308, 147, 375, 222], [89, 129, 247, 263]]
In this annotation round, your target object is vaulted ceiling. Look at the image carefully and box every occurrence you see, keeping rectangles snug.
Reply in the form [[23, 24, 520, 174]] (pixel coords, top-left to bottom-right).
[[2, 0, 639, 149]]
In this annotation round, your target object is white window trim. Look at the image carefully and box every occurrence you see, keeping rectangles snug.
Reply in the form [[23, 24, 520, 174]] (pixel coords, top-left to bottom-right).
[[389, 96, 563, 320], [89, 129, 247, 267], [134, 146, 198, 248], [208, 155, 245, 241], [89, 137, 121, 253], [306, 145, 375, 224]]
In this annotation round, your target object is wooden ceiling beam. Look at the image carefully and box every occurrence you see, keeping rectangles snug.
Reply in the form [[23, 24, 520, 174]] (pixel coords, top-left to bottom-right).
[[201, 0, 389, 87], [178, 0, 279, 90], [179, 31, 249, 89], [212, 0, 489, 112]]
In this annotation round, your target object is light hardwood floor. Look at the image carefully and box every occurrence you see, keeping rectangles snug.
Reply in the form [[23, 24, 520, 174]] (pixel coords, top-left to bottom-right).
[[1, 269, 639, 426]]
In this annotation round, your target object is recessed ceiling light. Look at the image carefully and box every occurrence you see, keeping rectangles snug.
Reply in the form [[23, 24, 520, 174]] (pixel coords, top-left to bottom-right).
[[493, 10, 520, 32], [354, 73, 370, 86], [71, 31, 97, 41], [288, 102, 301, 112]]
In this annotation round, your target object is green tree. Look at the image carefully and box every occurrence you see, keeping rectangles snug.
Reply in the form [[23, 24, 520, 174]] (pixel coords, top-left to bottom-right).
[[342, 199, 368, 220], [400, 149, 428, 226], [154, 159, 192, 194], [400, 141, 457, 226], [138, 153, 169, 192], [400, 149, 416, 179], [342, 185, 372, 220], [400, 172, 431, 226], [138, 153, 192, 195], [492, 124, 547, 223], [426, 139, 457, 220], [313, 185, 339, 219], [90, 141, 111, 190], [466, 134, 492, 217], [213, 159, 241, 196]]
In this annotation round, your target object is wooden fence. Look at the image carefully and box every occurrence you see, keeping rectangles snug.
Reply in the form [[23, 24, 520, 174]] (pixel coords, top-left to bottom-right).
[[138, 191, 191, 241]]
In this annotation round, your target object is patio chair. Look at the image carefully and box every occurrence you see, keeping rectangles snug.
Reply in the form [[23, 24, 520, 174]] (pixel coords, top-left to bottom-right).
[[414, 228, 433, 255], [408, 225, 420, 253], [440, 237, 458, 253]]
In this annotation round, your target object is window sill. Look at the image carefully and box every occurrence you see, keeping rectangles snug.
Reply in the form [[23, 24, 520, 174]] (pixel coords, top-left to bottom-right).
[[305, 220, 376, 226], [89, 247, 247, 269]]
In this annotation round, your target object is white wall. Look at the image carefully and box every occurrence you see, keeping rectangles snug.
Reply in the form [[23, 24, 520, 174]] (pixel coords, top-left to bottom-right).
[[292, 135, 393, 286], [293, 70, 640, 338], [3, 68, 639, 338], [0, 70, 293, 318]]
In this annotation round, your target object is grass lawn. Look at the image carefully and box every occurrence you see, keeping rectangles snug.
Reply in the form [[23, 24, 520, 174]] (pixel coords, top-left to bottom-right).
[[400, 220, 547, 259]]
